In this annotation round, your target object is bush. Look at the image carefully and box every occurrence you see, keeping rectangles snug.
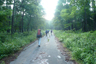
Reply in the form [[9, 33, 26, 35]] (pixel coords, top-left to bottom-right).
[[0, 30, 45, 59], [0, 30, 41, 59], [54, 30, 96, 64]]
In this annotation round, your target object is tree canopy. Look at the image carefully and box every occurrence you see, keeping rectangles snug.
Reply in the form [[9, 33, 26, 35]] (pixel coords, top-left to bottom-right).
[[0, 0, 47, 34], [53, 0, 96, 31]]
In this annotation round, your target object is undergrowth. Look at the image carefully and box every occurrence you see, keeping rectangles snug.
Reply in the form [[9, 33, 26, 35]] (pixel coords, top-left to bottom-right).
[[0, 30, 45, 59], [54, 30, 96, 64]]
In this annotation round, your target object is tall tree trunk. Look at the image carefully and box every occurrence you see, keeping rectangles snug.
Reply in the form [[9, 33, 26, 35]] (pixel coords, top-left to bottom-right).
[[11, 0, 15, 35], [27, 15, 31, 32], [21, 11, 24, 33], [83, 0, 88, 32], [8, 7, 11, 33], [92, 0, 96, 30], [19, 21, 21, 32], [6, 1, 10, 33], [84, 7, 87, 31], [7, 16, 11, 33]]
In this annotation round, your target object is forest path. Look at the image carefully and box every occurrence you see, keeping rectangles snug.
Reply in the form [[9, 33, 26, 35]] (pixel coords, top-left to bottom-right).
[[10, 33, 73, 64]]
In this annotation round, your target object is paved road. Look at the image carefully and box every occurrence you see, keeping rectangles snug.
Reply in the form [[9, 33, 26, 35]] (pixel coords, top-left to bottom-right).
[[10, 33, 73, 64]]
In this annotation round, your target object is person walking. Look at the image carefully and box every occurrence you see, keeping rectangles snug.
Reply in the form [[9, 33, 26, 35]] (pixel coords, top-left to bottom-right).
[[51, 29, 52, 35], [45, 30, 48, 36], [37, 29, 42, 47]]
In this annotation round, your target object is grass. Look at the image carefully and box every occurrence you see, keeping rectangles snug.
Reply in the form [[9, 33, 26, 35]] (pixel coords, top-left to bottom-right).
[[0, 30, 45, 59], [1, 61, 5, 64], [54, 30, 96, 64]]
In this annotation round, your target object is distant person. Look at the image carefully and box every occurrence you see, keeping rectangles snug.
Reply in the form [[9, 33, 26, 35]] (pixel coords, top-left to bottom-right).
[[37, 29, 42, 47], [51, 30, 52, 35], [45, 30, 48, 36]]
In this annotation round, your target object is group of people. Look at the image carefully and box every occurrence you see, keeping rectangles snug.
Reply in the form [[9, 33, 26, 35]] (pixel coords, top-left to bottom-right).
[[45, 30, 52, 36], [36, 29, 52, 47]]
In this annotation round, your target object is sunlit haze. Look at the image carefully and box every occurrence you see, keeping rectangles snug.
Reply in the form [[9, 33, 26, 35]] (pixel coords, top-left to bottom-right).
[[41, 0, 58, 20]]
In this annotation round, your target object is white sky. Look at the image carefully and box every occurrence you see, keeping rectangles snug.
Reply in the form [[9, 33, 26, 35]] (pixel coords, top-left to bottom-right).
[[41, 0, 58, 20]]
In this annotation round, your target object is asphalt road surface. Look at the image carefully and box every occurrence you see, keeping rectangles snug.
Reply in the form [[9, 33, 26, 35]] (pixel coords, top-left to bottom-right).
[[10, 33, 73, 64]]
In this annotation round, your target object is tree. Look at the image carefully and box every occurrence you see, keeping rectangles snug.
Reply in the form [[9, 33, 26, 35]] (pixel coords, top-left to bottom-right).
[[54, 0, 96, 31], [0, 0, 46, 33]]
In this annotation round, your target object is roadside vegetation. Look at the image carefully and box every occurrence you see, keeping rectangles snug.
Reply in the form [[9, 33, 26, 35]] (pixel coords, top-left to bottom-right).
[[0, 30, 45, 60], [53, 0, 96, 64], [54, 30, 96, 64]]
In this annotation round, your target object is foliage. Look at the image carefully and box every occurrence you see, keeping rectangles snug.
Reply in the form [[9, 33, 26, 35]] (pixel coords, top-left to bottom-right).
[[54, 0, 96, 31], [0, 0, 47, 33], [0, 30, 45, 59], [1, 61, 5, 64], [54, 30, 96, 64]]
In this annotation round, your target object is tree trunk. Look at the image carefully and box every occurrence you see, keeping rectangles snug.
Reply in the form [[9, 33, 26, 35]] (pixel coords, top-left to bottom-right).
[[92, 0, 96, 30], [6, 2, 11, 33], [21, 11, 24, 33], [83, 1, 88, 32], [7, 16, 11, 33], [19, 21, 21, 32], [27, 15, 31, 32], [11, 0, 15, 35]]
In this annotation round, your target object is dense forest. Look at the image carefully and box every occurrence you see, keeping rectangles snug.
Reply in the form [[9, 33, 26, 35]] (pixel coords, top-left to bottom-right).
[[53, 0, 96, 32], [0, 0, 49, 34]]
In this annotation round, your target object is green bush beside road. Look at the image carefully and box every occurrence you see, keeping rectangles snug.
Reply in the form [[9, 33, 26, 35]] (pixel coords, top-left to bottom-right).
[[54, 30, 96, 64], [0, 30, 45, 59]]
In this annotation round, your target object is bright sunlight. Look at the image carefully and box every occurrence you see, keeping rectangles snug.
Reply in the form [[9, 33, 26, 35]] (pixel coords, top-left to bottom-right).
[[41, 0, 58, 20]]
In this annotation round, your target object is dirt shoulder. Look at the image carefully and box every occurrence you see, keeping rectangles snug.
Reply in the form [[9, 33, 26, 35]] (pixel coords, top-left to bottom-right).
[[55, 37, 78, 64]]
